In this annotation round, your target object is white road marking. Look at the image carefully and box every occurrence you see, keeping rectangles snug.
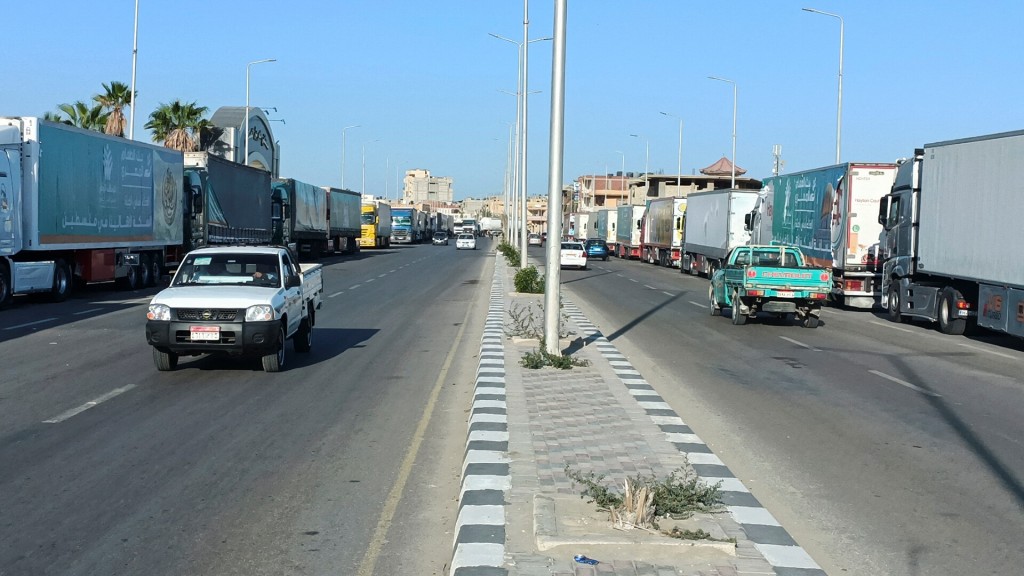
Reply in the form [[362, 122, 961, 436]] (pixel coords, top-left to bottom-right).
[[378, 274, 387, 278], [389, 269, 397, 273], [616, 274, 624, 278], [779, 336, 821, 352], [869, 370, 942, 397], [689, 301, 708, 308], [644, 284, 656, 290], [3, 318, 57, 331], [43, 384, 137, 424], [350, 284, 362, 290], [870, 320, 914, 333], [957, 342, 1018, 361], [629, 278, 639, 283], [328, 291, 345, 298], [73, 308, 103, 316], [365, 278, 375, 283], [662, 291, 674, 297]]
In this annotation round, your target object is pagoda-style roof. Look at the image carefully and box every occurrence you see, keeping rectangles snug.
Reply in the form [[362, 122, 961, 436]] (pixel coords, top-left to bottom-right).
[[700, 156, 746, 176]]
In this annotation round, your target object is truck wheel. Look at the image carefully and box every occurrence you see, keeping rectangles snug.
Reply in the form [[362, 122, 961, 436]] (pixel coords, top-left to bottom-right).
[[887, 285, 912, 324], [150, 258, 163, 286], [709, 286, 721, 316], [938, 289, 967, 335], [153, 348, 178, 371], [0, 263, 12, 309], [118, 263, 141, 291], [262, 324, 287, 372], [139, 254, 153, 287], [294, 315, 312, 353], [803, 315, 820, 329], [50, 258, 72, 302], [731, 292, 748, 325]]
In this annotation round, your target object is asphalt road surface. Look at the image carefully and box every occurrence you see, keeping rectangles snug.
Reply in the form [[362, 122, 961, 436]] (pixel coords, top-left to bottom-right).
[[0, 240, 494, 576]]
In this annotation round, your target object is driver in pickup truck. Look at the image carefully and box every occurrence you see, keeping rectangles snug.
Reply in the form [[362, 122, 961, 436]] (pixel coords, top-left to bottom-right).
[[251, 264, 279, 285]]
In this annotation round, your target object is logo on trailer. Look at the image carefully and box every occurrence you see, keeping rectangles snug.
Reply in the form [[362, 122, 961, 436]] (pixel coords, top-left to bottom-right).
[[161, 168, 178, 226]]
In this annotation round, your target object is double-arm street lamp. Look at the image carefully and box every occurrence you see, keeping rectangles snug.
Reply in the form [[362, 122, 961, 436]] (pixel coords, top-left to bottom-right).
[[245, 58, 276, 166], [341, 124, 361, 189], [708, 76, 737, 189], [660, 111, 683, 194], [803, 7, 844, 164]]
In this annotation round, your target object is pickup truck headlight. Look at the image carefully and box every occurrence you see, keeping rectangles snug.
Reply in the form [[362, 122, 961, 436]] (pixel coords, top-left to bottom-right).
[[147, 304, 171, 321], [246, 304, 275, 322]]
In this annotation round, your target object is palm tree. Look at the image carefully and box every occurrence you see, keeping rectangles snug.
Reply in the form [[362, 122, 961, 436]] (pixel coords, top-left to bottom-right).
[[57, 101, 110, 132], [94, 81, 133, 137], [145, 100, 209, 152], [43, 111, 70, 124]]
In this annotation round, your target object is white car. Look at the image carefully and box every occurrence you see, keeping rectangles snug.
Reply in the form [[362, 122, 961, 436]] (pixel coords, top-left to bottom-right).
[[559, 241, 588, 269], [456, 234, 477, 250], [528, 233, 543, 246]]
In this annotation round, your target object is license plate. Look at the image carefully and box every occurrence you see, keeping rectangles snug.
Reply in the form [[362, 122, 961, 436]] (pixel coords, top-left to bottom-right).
[[775, 291, 795, 298], [190, 326, 220, 341]]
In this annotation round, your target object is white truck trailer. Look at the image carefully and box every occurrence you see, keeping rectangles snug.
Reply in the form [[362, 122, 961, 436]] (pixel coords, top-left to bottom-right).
[[879, 131, 1024, 337], [681, 189, 759, 277]]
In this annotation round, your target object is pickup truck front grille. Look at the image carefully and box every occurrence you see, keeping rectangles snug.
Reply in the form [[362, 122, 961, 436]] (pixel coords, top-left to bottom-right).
[[176, 309, 239, 321]]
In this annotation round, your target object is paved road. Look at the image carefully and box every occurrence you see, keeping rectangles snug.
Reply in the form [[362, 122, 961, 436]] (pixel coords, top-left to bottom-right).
[[0, 242, 494, 576], [533, 246, 1024, 576]]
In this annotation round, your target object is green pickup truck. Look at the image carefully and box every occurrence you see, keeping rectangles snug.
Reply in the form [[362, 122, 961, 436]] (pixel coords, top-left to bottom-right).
[[709, 245, 831, 328]]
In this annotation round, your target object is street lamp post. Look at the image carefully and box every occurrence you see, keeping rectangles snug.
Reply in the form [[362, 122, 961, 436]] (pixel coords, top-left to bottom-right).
[[361, 139, 381, 195], [245, 58, 276, 166], [341, 124, 360, 189], [660, 111, 683, 195], [708, 76, 737, 188], [629, 134, 649, 194], [128, 0, 139, 140], [803, 7, 844, 164], [615, 150, 625, 204]]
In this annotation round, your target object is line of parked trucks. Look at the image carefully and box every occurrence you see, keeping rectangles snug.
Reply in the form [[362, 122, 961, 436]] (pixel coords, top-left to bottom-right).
[[570, 128, 1024, 339], [0, 117, 391, 308]]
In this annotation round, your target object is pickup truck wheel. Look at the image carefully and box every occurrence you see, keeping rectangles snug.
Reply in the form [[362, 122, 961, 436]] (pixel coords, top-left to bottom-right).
[[803, 315, 820, 329], [294, 316, 312, 353], [938, 289, 967, 335], [731, 292, 748, 325], [262, 325, 286, 372], [153, 348, 178, 371], [709, 286, 721, 316]]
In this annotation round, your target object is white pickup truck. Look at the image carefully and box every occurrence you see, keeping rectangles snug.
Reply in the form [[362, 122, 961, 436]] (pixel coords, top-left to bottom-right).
[[145, 246, 323, 372]]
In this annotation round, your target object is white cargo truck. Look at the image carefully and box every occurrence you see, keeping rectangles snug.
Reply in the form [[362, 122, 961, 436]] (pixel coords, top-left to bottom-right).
[[879, 131, 1024, 336], [681, 189, 759, 277]]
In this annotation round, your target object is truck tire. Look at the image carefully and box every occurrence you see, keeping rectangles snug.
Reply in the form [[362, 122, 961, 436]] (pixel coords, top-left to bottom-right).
[[294, 315, 312, 353], [150, 258, 163, 286], [938, 289, 967, 336], [887, 284, 913, 324], [139, 254, 153, 287], [262, 324, 286, 372], [659, 251, 669, 267], [153, 348, 178, 371], [0, 263, 12, 309], [731, 292, 748, 325], [118, 263, 141, 291], [50, 258, 72, 302], [709, 285, 722, 316]]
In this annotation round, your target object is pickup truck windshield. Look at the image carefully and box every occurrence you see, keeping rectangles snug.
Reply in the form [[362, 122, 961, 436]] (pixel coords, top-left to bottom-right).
[[172, 253, 282, 287]]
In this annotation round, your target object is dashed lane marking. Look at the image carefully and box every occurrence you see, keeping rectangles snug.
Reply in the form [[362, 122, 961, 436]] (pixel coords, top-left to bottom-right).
[[869, 370, 942, 397], [779, 336, 821, 352], [3, 318, 57, 331], [958, 342, 1018, 361], [689, 301, 708, 308], [43, 384, 137, 424], [328, 291, 345, 298], [73, 308, 103, 316], [349, 284, 362, 290], [870, 320, 914, 333]]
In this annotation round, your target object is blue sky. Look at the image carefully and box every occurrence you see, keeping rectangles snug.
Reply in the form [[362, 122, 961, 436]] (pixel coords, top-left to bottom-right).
[[7, 1, 1024, 201]]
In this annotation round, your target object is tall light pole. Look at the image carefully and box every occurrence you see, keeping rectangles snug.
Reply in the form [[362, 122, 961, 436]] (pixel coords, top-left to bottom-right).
[[245, 58, 276, 166], [543, 0, 567, 355], [361, 139, 381, 195], [660, 111, 683, 195], [615, 150, 625, 204], [341, 124, 360, 188], [708, 76, 737, 189], [803, 7, 844, 164], [629, 133, 649, 195], [128, 0, 139, 140]]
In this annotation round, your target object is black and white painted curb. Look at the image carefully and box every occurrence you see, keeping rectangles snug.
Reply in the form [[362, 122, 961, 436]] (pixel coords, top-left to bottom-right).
[[561, 300, 827, 576], [451, 263, 509, 576]]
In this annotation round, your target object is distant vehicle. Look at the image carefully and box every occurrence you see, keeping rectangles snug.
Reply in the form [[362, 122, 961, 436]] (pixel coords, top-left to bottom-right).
[[584, 239, 609, 261], [432, 231, 449, 246], [682, 189, 759, 278], [559, 241, 588, 270], [359, 201, 392, 248], [456, 233, 477, 250], [528, 233, 543, 246], [614, 205, 645, 259], [709, 245, 830, 328], [640, 197, 686, 267], [879, 131, 1024, 337]]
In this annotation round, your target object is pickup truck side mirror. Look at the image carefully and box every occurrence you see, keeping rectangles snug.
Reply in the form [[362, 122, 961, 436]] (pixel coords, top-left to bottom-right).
[[286, 274, 301, 289]]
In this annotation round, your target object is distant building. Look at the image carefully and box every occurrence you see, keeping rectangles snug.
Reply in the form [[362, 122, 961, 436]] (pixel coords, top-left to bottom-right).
[[403, 169, 454, 204]]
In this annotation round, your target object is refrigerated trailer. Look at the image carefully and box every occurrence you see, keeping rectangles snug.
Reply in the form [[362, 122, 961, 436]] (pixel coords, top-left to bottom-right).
[[681, 189, 759, 277], [0, 117, 185, 306], [879, 131, 1024, 337]]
